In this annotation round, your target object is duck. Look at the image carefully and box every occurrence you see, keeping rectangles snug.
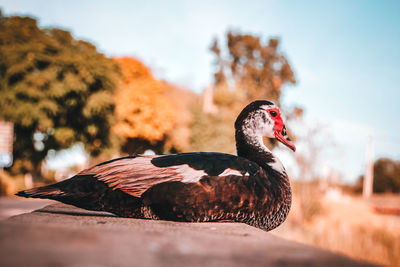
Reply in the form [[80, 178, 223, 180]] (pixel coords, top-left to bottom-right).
[[17, 100, 296, 231]]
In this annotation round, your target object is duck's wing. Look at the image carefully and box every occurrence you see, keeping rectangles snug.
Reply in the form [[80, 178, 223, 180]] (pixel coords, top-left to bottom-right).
[[78, 152, 261, 198]]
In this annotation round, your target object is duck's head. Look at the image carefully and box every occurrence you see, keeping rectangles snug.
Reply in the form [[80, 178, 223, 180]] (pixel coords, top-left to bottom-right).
[[235, 100, 296, 152]]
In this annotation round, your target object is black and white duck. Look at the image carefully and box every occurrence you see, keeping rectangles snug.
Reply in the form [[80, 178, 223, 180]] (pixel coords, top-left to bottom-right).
[[17, 100, 296, 231]]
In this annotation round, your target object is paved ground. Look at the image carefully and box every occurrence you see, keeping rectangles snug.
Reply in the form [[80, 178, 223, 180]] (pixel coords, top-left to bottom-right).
[[0, 200, 376, 267], [0, 197, 55, 220]]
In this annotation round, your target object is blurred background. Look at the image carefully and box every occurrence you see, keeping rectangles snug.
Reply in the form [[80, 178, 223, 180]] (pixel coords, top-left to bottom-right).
[[0, 0, 399, 266]]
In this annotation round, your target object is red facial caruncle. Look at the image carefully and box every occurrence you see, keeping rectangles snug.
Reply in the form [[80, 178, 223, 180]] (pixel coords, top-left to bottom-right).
[[266, 108, 296, 152]]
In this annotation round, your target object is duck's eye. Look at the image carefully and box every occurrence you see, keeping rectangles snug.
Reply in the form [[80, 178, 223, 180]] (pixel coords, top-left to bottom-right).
[[269, 110, 277, 117]]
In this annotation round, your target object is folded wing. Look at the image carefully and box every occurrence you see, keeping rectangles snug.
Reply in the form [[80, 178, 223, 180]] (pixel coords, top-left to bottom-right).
[[78, 152, 260, 198]]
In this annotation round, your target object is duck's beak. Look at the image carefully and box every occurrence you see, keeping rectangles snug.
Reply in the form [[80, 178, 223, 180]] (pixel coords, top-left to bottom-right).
[[275, 125, 296, 152]]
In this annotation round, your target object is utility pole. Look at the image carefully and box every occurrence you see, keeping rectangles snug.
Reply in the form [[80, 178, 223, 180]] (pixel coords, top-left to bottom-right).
[[363, 136, 374, 198]]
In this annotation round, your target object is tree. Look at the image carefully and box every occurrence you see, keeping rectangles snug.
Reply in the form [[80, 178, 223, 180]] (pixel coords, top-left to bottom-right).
[[0, 14, 120, 178], [356, 158, 400, 193], [210, 31, 296, 106], [191, 30, 299, 153], [113, 57, 176, 154], [372, 158, 400, 193]]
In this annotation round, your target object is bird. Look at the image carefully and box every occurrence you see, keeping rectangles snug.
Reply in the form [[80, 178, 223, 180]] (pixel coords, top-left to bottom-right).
[[17, 100, 296, 231]]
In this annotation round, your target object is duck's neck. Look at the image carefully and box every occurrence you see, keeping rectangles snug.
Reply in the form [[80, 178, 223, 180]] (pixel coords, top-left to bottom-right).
[[235, 130, 286, 176], [235, 127, 292, 231]]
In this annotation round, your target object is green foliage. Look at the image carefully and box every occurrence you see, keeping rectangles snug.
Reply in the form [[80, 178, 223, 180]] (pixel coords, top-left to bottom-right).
[[190, 98, 236, 154], [0, 14, 120, 176]]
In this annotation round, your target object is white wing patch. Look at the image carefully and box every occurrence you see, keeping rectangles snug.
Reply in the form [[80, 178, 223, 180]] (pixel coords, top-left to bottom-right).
[[219, 168, 249, 177], [176, 165, 249, 183], [175, 164, 208, 183]]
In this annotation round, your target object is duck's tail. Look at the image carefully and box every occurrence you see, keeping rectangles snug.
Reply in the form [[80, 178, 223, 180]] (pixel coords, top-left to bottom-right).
[[15, 176, 144, 217], [16, 182, 67, 200], [15, 178, 103, 210]]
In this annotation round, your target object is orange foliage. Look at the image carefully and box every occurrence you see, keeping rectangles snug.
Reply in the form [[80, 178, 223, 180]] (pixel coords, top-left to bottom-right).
[[113, 57, 176, 142]]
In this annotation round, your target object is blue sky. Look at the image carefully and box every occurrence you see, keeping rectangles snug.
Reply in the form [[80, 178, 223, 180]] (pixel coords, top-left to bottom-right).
[[1, 0, 399, 182]]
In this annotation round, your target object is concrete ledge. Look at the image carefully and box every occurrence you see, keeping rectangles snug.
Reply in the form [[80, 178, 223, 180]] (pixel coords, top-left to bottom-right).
[[0, 203, 375, 267]]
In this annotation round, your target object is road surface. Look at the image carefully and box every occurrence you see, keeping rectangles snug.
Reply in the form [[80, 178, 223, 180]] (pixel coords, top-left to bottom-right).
[[0, 200, 376, 267], [0, 197, 55, 220]]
